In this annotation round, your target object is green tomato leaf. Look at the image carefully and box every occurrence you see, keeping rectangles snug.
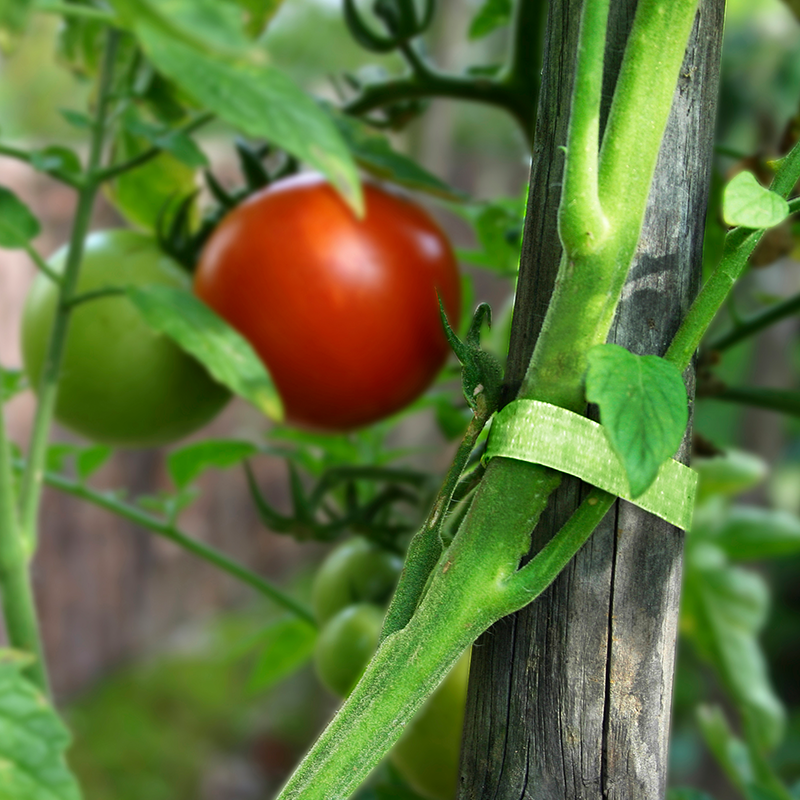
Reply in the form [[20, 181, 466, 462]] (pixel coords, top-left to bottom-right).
[[0, 650, 83, 800], [468, 0, 512, 39], [1, 367, 27, 402], [121, 107, 208, 168], [247, 617, 317, 694], [723, 172, 790, 229], [76, 445, 113, 482], [331, 112, 464, 202], [452, 195, 525, 275], [232, 0, 284, 37], [693, 449, 768, 503], [59, 109, 93, 130], [29, 146, 83, 180], [135, 25, 362, 213], [167, 439, 260, 490], [712, 505, 800, 561], [585, 344, 688, 498], [108, 0, 251, 55], [683, 565, 784, 751], [106, 127, 199, 233], [697, 705, 755, 794], [0, 186, 40, 248], [127, 285, 283, 421]]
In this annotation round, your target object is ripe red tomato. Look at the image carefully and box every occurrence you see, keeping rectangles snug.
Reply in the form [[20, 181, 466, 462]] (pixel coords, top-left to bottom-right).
[[193, 173, 461, 431]]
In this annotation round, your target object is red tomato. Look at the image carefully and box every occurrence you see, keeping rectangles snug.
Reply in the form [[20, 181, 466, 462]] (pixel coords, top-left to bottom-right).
[[193, 173, 461, 431]]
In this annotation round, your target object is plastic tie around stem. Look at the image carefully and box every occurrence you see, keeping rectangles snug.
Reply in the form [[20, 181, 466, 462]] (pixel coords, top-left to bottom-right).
[[484, 399, 697, 530]]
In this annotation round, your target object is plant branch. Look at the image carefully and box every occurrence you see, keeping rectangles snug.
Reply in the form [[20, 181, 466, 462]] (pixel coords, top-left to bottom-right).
[[707, 291, 800, 352], [23, 242, 63, 285], [0, 144, 83, 189], [16, 462, 317, 626]]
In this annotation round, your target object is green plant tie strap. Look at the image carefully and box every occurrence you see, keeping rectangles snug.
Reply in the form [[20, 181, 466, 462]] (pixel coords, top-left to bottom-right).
[[484, 400, 697, 530]]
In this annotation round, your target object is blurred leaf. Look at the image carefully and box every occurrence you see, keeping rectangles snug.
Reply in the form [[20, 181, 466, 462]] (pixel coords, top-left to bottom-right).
[[784, 0, 800, 22], [698, 705, 756, 794], [46, 444, 79, 474], [29, 146, 83, 180], [126, 285, 283, 421], [76, 446, 113, 482], [452, 195, 524, 275], [137, 486, 199, 520], [0, 186, 40, 248], [167, 439, 260, 489], [59, 108, 93, 130], [684, 565, 785, 750], [713, 506, 800, 561], [693, 449, 768, 503], [56, 5, 104, 76], [586, 344, 688, 498], [121, 107, 208, 168], [247, 617, 317, 694], [468, 0, 512, 39], [332, 112, 464, 201], [0, 0, 32, 49], [1, 367, 27, 402], [234, 0, 284, 37], [108, 0, 251, 55], [0, 650, 83, 800], [106, 127, 198, 233], [134, 24, 361, 212], [723, 172, 789, 229]]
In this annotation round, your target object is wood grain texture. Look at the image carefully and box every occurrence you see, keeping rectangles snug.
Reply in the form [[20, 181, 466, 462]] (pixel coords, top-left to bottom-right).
[[459, 0, 724, 797]]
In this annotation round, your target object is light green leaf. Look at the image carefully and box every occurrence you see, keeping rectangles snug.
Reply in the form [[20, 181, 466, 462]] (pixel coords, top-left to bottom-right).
[[0, 186, 40, 248], [135, 25, 361, 213], [127, 285, 283, 421], [0, 650, 83, 800], [468, 0, 512, 39], [247, 617, 317, 694], [585, 344, 688, 498], [1, 367, 27, 402], [713, 505, 800, 561], [167, 439, 260, 489], [684, 566, 785, 750], [233, 0, 284, 37], [697, 705, 755, 794], [723, 172, 790, 229], [693, 449, 768, 503]]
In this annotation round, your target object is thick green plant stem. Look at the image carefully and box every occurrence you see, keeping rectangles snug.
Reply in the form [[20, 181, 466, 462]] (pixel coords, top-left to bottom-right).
[[380, 407, 491, 642], [667, 147, 800, 370], [0, 366, 49, 694], [275, 2, 702, 796], [17, 29, 120, 553]]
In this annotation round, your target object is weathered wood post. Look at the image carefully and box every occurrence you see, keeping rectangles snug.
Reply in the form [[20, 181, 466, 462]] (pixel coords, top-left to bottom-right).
[[458, 0, 724, 797]]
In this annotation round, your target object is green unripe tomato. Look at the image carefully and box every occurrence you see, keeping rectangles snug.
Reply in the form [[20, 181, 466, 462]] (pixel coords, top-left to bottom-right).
[[22, 230, 230, 447], [312, 537, 403, 624], [313, 603, 384, 698], [389, 651, 470, 800]]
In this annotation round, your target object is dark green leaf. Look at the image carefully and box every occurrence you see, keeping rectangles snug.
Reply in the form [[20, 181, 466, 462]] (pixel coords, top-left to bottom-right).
[[121, 108, 208, 168], [468, 0, 512, 39], [167, 439, 260, 490], [0, 186, 40, 248], [723, 172, 789, 229], [76, 446, 113, 482], [332, 112, 464, 201], [1, 367, 27, 402], [0, 650, 83, 800], [126, 285, 283, 420], [107, 127, 199, 233], [59, 109, 93, 130], [247, 617, 317, 694], [135, 25, 361, 212], [585, 344, 688, 498], [713, 506, 800, 560]]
